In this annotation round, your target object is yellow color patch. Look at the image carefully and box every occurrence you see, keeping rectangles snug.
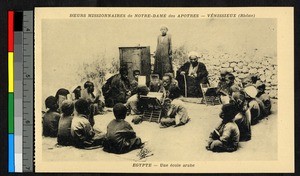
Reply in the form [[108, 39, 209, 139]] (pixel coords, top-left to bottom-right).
[[8, 52, 14, 92]]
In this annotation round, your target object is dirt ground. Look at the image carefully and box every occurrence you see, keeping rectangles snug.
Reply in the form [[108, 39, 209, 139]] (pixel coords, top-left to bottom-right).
[[42, 99, 277, 162]]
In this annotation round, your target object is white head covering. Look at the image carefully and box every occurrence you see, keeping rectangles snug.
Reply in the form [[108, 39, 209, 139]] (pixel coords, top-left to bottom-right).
[[160, 25, 168, 31], [188, 51, 199, 58], [244, 85, 258, 98]]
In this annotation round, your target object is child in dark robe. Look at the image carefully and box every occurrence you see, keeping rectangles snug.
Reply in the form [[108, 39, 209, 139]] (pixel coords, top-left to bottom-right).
[[206, 103, 240, 152], [57, 100, 74, 146], [103, 103, 142, 154], [43, 96, 60, 137], [71, 98, 105, 149]]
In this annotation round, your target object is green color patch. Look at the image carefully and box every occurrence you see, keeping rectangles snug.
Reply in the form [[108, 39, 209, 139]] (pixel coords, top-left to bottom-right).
[[8, 93, 14, 133]]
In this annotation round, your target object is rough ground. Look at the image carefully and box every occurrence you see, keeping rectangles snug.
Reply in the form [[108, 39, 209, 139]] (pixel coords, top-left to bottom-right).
[[42, 99, 277, 162]]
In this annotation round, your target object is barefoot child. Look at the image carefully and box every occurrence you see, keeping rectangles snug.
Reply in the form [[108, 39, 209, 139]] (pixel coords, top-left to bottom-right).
[[43, 96, 60, 137], [206, 103, 240, 152], [103, 103, 143, 154], [57, 100, 74, 146]]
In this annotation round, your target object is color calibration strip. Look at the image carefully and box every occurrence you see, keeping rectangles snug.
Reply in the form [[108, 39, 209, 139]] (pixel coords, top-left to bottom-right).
[[8, 10, 34, 173], [8, 10, 15, 173]]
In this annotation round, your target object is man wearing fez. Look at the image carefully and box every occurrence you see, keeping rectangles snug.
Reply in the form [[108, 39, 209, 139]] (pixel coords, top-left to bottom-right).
[[176, 51, 209, 97]]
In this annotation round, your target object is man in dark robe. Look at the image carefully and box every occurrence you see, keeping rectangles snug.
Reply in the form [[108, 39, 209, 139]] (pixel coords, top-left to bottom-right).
[[176, 51, 209, 97], [102, 67, 131, 107], [153, 26, 173, 79]]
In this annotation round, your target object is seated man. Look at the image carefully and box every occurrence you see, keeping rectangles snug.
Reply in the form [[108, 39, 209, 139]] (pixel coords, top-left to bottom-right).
[[176, 51, 209, 97], [158, 74, 179, 100], [102, 67, 132, 107], [160, 86, 190, 128], [71, 99, 105, 149], [103, 103, 143, 154], [206, 103, 240, 152]]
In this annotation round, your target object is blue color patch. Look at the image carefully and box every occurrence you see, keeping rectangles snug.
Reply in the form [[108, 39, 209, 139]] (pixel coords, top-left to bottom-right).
[[8, 134, 15, 172]]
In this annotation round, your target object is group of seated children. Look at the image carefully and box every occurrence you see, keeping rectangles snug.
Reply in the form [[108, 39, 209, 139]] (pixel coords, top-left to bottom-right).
[[206, 70, 272, 152], [43, 93, 143, 153]]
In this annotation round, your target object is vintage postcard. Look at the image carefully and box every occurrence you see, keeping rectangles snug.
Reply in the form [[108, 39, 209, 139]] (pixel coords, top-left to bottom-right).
[[34, 7, 294, 173]]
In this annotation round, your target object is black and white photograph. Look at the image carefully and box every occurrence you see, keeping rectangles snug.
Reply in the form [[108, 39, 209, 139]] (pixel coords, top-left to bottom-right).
[[34, 7, 294, 173]]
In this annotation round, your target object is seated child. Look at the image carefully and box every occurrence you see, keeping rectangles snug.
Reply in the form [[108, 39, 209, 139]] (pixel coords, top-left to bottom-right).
[[149, 74, 162, 92], [206, 103, 240, 152], [231, 91, 252, 141], [43, 96, 60, 137], [55, 88, 70, 113], [70, 85, 82, 100], [244, 86, 261, 124], [256, 81, 272, 116], [218, 73, 240, 104], [81, 81, 105, 126], [57, 100, 74, 146], [71, 98, 105, 149], [127, 86, 150, 124], [130, 70, 140, 95], [103, 103, 143, 154], [216, 69, 229, 93], [126, 86, 149, 115], [160, 86, 190, 128], [164, 72, 178, 87]]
